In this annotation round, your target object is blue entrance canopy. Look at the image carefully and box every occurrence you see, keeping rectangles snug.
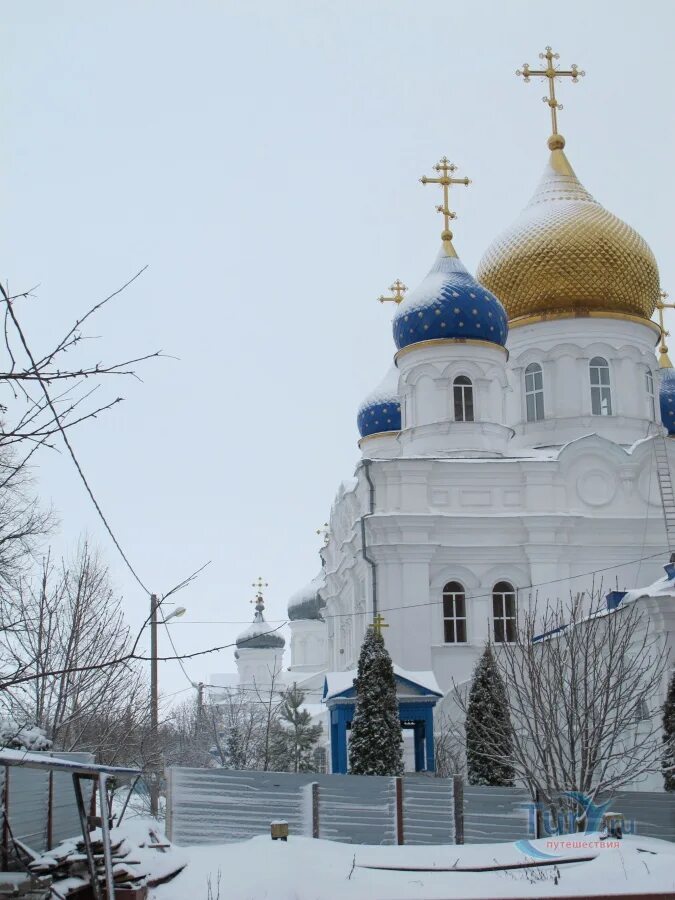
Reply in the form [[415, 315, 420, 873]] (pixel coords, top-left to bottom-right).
[[323, 666, 442, 774]]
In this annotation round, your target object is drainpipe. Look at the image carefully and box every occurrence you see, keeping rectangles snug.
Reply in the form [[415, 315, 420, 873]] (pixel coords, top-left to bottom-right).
[[360, 459, 377, 618]]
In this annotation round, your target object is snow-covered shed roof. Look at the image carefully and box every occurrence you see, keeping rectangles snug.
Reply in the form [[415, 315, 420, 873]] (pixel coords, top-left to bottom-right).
[[323, 665, 442, 701], [0, 748, 140, 777]]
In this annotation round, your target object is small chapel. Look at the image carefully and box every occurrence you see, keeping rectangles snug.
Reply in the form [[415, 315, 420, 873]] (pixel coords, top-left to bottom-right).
[[213, 47, 675, 781]]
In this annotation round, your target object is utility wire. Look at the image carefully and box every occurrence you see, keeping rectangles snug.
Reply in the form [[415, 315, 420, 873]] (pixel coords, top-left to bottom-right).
[[0, 283, 152, 596], [172, 545, 673, 627]]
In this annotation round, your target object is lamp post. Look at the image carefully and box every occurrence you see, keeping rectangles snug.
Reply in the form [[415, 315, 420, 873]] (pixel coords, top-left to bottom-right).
[[149, 595, 186, 817]]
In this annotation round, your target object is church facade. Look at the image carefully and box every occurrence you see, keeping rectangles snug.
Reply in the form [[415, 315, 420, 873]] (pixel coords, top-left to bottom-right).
[[227, 49, 675, 779]]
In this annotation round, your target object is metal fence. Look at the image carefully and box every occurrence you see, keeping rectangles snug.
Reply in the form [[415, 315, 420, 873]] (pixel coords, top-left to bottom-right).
[[3, 752, 95, 857], [166, 768, 456, 846], [462, 784, 531, 844], [167, 767, 675, 847], [613, 791, 675, 842]]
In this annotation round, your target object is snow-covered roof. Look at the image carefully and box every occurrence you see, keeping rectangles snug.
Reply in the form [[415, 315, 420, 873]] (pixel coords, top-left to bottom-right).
[[288, 570, 325, 621], [236, 594, 285, 651], [236, 617, 285, 651], [533, 562, 675, 643], [0, 748, 140, 777], [620, 564, 675, 604], [324, 665, 442, 700]]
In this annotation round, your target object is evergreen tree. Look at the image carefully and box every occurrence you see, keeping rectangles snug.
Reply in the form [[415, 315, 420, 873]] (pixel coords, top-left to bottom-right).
[[349, 626, 403, 776], [269, 685, 323, 772], [663, 668, 675, 792], [465, 644, 515, 786]]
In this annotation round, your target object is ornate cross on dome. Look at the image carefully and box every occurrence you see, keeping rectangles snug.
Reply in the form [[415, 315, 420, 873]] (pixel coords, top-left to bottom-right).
[[420, 158, 470, 242], [251, 577, 268, 611], [516, 46, 585, 149], [656, 291, 675, 368], [378, 280, 408, 305], [371, 612, 388, 637]]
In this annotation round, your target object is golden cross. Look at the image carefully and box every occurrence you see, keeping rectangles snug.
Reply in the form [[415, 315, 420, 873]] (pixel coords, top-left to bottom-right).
[[378, 280, 408, 306], [420, 158, 470, 242], [656, 290, 675, 368], [516, 46, 585, 145], [371, 613, 389, 637]]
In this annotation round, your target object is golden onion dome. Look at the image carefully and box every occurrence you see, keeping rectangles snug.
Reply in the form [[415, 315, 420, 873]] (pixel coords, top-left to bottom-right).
[[476, 144, 660, 324]]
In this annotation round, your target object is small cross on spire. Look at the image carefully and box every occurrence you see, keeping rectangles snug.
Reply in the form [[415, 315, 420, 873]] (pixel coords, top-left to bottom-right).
[[378, 280, 408, 305], [370, 613, 389, 637], [656, 291, 675, 368], [420, 158, 470, 243], [517, 46, 585, 149]]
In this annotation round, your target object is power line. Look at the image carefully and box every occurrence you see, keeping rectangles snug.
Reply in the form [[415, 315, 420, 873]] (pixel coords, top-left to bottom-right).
[[171, 546, 673, 628], [0, 282, 152, 596]]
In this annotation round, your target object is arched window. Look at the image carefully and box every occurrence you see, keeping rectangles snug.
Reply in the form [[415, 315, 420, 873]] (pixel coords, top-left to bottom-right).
[[524, 363, 544, 422], [589, 357, 612, 416], [645, 368, 655, 420], [493, 581, 516, 643], [443, 581, 467, 643], [453, 376, 474, 422]]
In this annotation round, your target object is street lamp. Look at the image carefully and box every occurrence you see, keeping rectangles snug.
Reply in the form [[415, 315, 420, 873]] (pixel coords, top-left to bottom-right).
[[149, 595, 187, 817]]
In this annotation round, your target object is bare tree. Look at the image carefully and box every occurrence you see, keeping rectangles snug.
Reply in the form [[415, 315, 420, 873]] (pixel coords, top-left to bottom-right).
[[454, 592, 667, 827], [434, 711, 466, 779], [0, 539, 147, 758], [0, 274, 159, 468]]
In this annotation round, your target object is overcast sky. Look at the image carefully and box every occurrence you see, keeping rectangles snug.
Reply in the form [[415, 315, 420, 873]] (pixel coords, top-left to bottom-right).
[[2, 0, 674, 700]]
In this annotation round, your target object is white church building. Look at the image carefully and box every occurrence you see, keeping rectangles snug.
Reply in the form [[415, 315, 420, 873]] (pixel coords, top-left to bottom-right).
[[214, 53, 675, 778]]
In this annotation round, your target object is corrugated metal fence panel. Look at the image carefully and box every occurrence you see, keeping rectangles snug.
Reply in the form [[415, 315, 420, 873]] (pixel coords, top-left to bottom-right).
[[167, 769, 309, 846], [316, 774, 396, 845], [613, 791, 675, 842], [7, 767, 49, 852], [402, 776, 454, 845], [49, 752, 95, 846], [463, 785, 531, 844]]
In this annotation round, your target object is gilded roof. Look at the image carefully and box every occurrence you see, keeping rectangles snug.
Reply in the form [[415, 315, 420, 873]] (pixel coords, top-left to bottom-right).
[[476, 148, 660, 323]]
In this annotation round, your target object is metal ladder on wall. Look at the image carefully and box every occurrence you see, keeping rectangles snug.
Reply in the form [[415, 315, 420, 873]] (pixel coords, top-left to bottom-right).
[[653, 434, 675, 553]]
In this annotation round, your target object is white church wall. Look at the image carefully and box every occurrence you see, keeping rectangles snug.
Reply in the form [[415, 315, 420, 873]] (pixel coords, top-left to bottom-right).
[[236, 647, 284, 691], [507, 318, 659, 448], [395, 341, 512, 455], [289, 619, 327, 673], [317, 436, 674, 696]]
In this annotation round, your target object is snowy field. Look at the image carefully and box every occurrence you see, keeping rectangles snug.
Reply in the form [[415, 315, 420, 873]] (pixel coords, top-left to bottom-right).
[[151, 832, 675, 900]]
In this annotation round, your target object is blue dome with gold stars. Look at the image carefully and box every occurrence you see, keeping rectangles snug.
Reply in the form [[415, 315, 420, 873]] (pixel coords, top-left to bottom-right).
[[392, 252, 508, 351], [357, 366, 401, 438], [660, 369, 675, 436]]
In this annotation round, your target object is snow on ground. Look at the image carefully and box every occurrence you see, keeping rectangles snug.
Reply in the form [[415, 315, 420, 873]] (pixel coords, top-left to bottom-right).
[[151, 832, 675, 900]]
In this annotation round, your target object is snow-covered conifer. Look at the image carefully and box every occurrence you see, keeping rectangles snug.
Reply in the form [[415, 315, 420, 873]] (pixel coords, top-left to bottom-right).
[[349, 626, 403, 776], [465, 644, 514, 786]]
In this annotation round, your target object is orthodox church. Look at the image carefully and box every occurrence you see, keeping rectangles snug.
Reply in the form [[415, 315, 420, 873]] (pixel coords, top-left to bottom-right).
[[215, 48, 675, 778]]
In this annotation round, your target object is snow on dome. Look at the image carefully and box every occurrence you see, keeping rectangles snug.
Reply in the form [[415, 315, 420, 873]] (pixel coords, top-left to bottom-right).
[[476, 147, 660, 323], [288, 571, 325, 621], [236, 598, 285, 651], [392, 252, 507, 351], [357, 366, 401, 438]]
